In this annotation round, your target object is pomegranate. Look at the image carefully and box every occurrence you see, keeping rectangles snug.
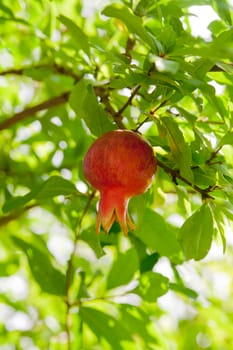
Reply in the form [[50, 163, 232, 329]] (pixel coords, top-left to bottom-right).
[[83, 130, 156, 235]]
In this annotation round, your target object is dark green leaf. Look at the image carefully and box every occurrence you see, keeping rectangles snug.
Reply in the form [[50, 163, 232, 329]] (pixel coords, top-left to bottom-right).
[[178, 204, 214, 260], [140, 252, 160, 273]]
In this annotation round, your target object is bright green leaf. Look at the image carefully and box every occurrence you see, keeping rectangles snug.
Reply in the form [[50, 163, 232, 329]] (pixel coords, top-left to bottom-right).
[[162, 117, 194, 183], [2, 176, 78, 213], [69, 79, 113, 136], [178, 204, 214, 260], [102, 4, 163, 54], [136, 271, 169, 302], [107, 248, 139, 289], [136, 209, 182, 262], [11, 236, 66, 295], [80, 306, 132, 350], [58, 15, 90, 57], [219, 131, 233, 147], [80, 229, 104, 259], [36, 176, 78, 199]]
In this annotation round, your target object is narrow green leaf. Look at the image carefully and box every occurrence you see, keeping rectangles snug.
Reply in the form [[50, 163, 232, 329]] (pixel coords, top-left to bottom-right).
[[107, 248, 138, 289], [136, 209, 182, 262], [215, 62, 233, 74], [169, 283, 198, 299], [178, 204, 214, 260], [199, 82, 227, 119], [213, 0, 232, 25], [162, 117, 194, 183], [0, 3, 15, 18], [209, 202, 227, 253], [11, 236, 66, 295], [69, 79, 113, 136], [102, 4, 163, 54], [136, 271, 169, 302], [58, 15, 90, 57]]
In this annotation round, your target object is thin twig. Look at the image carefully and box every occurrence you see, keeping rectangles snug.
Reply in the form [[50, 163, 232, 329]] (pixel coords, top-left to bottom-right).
[[157, 159, 214, 199], [0, 91, 70, 131], [135, 99, 167, 131], [113, 85, 141, 128], [65, 190, 96, 350]]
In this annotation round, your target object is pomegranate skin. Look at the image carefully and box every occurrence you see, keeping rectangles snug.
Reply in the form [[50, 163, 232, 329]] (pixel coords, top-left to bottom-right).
[[83, 130, 156, 234]]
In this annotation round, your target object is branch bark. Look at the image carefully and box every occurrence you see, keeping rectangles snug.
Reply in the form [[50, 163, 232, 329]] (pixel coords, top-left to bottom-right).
[[0, 91, 70, 131]]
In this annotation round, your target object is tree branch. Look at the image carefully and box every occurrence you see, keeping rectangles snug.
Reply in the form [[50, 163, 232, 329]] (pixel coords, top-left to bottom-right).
[[65, 190, 96, 349], [0, 63, 80, 81], [157, 159, 214, 199], [113, 85, 141, 128], [0, 91, 70, 131]]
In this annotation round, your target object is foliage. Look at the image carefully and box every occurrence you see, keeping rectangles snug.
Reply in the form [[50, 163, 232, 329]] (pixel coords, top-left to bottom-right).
[[0, 0, 233, 349]]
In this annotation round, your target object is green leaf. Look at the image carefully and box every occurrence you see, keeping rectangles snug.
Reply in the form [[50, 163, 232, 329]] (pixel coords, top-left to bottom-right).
[[136, 271, 169, 302], [11, 236, 66, 295], [209, 202, 227, 253], [80, 306, 132, 350], [36, 176, 78, 199], [162, 117, 194, 183], [69, 79, 113, 136], [136, 209, 182, 262], [219, 131, 233, 147], [2, 176, 78, 213], [199, 82, 227, 119], [102, 4, 163, 54], [213, 0, 232, 25], [58, 15, 90, 57], [80, 229, 104, 259], [215, 62, 233, 74], [140, 252, 160, 273], [2, 190, 38, 213], [178, 204, 214, 260], [107, 248, 139, 289], [169, 283, 198, 299]]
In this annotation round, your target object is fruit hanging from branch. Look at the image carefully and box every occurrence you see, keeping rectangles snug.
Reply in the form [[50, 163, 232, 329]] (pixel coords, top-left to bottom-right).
[[83, 130, 156, 235]]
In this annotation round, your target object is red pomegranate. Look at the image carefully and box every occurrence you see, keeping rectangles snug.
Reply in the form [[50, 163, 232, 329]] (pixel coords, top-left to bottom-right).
[[83, 130, 156, 235]]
